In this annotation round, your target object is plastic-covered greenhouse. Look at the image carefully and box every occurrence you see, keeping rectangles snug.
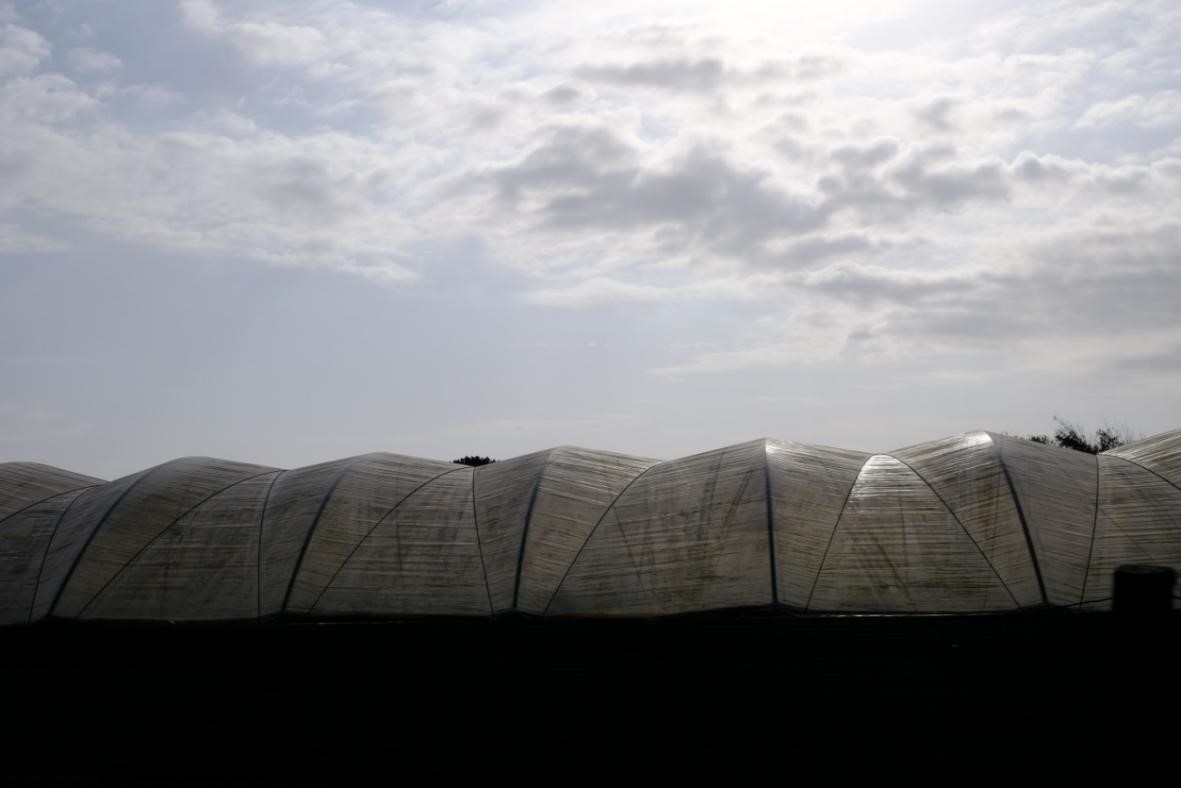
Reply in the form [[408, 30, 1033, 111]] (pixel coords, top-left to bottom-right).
[[2, 429, 1179, 624]]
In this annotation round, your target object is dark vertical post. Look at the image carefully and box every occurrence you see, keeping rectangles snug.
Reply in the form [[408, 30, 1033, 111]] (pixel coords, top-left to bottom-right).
[[1109, 565, 1176, 779], [1113, 565, 1176, 615]]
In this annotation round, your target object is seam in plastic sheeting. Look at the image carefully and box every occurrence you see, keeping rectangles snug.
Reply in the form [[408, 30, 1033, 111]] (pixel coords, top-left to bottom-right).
[[1106, 452, 1181, 495], [548, 443, 765, 616], [541, 460, 662, 616], [47, 466, 161, 618], [804, 454, 873, 612], [76, 469, 281, 620], [27, 489, 90, 624], [609, 448, 741, 614], [280, 456, 374, 616], [0, 482, 103, 623], [1099, 456, 1176, 552], [470, 465, 494, 616], [1106, 430, 1181, 484], [512, 449, 556, 612], [890, 454, 1021, 609], [715, 445, 762, 604], [1087, 454, 1181, 598], [0, 482, 101, 533], [992, 442, 1048, 606], [256, 469, 287, 620], [1078, 456, 1101, 607], [613, 505, 656, 609], [307, 464, 471, 616], [762, 441, 780, 606]]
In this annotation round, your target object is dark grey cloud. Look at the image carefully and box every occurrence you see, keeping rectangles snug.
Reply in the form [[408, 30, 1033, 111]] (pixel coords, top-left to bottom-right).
[[578, 57, 726, 91], [1110, 343, 1181, 373], [912, 96, 958, 132], [490, 126, 829, 262], [874, 297, 1041, 345], [468, 104, 504, 130], [774, 111, 810, 131], [615, 22, 700, 48], [1029, 221, 1177, 265], [1010, 152, 1154, 195], [492, 126, 636, 202], [992, 106, 1031, 124], [815, 170, 897, 217], [830, 138, 900, 171], [255, 157, 359, 223], [773, 135, 809, 161], [541, 83, 583, 105], [844, 223, 1181, 356], [888, 157, 1010, 207], [766, 233, 880, 267], [543, 149, 830, 256], [819, 145, 1010, 221], [1010, 152, 1074, 183], [488, 126, 1068, 279], [788, 54, 844, 81], [577, 53, 844, 93], [800, 263, 973, 307]]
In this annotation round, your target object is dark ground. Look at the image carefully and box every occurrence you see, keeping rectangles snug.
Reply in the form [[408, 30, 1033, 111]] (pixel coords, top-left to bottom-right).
[[1, 610, 1176, 785]]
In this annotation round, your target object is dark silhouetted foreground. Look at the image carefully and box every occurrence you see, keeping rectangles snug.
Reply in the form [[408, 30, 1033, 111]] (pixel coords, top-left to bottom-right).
[[2, 610, 1177, 785]]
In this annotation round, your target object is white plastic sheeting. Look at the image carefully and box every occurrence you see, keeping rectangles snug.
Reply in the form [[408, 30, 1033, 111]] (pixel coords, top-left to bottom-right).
[[1, 429, 1178, 623], [0, 463, 101, 521], [284, 454, 463, 615], [1085, 453, 1181, 606], [484, 447, 658, 615], [766, 441, 869, 608], [53, 458, 278, 620], [80, 471, 281, 622], [991, 433, 1097, 606], [808, 454, 1018, 613], [306, 463, 487, 618], [0, 463, 102, 624], [548, 440, 771, 616]]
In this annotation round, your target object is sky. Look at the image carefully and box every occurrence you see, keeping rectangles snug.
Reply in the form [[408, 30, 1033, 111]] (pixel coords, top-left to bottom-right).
[[1, 0, 1179, 479]]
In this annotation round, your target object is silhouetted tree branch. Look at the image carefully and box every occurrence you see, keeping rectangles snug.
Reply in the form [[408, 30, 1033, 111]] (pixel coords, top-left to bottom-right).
[[1024, 416, 1137, 454]]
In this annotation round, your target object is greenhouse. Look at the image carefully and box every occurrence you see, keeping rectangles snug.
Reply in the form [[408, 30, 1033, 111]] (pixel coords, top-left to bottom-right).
[[2, 429, 1179, 624]]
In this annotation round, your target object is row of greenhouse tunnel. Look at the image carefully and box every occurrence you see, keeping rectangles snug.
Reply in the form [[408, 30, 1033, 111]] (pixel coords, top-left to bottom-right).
[[1, 429, 1179, 624]]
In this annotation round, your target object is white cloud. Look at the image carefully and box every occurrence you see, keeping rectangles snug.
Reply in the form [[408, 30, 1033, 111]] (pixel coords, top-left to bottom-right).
[[526, 274, 769, 307], [101, 82, 181, 106], [0, 114, 426, 279], [67, 46, 121, 74], [177, 0, 220, 32], [180, 0, 327, 66], [223, 18, 327, 66], [653, 219, 1181, 375], [0, 22, 49, 76], [0, 222, 68, 253], [4, 0, 1181, 470], [1076, 90, 1181, 129], [3, 0, 1179, 338], [0, 73, 94, 122]]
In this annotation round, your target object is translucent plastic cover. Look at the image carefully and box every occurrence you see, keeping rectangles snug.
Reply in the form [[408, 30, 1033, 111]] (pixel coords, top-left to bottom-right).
[[2, 430, 1178, 622]]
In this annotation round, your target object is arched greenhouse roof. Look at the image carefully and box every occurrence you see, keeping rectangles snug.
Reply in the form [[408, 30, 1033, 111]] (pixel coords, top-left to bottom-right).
[[1, 429, 1178, 624]]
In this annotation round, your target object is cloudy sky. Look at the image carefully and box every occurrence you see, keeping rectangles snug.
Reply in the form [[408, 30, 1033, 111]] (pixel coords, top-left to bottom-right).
[[2, 0, 1178, 478]]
